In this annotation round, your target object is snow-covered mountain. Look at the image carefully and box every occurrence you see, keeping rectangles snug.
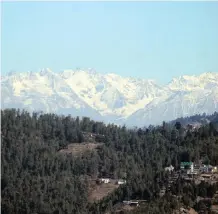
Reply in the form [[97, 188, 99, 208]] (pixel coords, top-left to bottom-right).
[[126, 72, 218, 127], [1, 69, 218, 127]]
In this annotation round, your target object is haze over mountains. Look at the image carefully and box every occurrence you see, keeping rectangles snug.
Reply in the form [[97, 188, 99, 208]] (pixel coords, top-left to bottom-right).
[[1, 69, 218, 127]]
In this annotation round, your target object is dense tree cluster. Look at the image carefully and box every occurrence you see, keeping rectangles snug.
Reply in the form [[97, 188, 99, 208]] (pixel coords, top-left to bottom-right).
[[1, 109, 218, 214]]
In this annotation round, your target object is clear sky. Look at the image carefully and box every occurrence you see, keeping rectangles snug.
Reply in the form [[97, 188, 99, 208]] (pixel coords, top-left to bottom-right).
[[2, 2, 218, 84]]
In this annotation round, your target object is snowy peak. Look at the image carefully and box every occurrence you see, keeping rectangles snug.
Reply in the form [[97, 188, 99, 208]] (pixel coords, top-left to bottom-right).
[[40, 68, 53, 74], [60, 69, 165, 117], [167, 72, 218, 92]]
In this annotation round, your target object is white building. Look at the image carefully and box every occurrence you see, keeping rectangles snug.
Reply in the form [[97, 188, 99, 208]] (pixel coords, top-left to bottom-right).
[[187, 163, 199, 175], [123, 201, 139, 206], [117, 179, 126, 185], [190, 163, 194, 173], [165, 165, 174, 172], [99, 178, 110, 184], [212, 166, 217, 173]]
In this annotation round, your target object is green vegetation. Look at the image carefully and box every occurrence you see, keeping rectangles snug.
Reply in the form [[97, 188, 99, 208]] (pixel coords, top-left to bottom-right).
[[1, 109, 218, 214]]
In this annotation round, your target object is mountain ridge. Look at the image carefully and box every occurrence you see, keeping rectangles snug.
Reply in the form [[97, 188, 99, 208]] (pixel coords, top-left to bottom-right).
[[1, 69, 218, 127]]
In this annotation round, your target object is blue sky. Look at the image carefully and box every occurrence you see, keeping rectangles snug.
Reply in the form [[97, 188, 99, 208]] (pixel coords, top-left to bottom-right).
[[2, 2, 218, 83]]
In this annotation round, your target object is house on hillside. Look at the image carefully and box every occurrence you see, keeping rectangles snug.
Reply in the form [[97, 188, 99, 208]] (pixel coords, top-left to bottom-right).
[[117, 179, 126, 185], [212, 166, 218, 173], [187, 163, 200, 175], [200, 164, 215, 173], [98, 178, 110, 184], [123, 201, 139, 207], [165, 165, 174, 172], [180, 162, 193, 170]]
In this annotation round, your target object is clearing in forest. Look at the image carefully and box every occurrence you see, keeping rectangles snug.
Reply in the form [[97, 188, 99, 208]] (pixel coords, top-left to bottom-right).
[[58, 142, 103, 156], [88, 179, 119, 202]]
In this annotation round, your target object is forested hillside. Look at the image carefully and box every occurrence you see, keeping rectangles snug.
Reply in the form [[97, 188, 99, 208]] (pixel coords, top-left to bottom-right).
[[1, 109, 218, 214], [171, 112, 218, 126]]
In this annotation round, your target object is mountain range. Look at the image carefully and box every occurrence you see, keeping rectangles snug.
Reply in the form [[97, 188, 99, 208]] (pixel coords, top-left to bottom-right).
[[1, 69, 218, 127]]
